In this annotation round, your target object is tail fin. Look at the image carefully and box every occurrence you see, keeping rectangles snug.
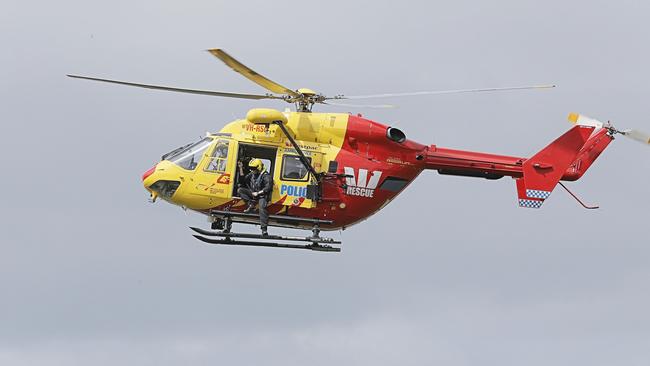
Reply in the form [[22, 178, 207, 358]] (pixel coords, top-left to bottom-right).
[[516, 125, 595, 208], [562, 120, 615, 182]]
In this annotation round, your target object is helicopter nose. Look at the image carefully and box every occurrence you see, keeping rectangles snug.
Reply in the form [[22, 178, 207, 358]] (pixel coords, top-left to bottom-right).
[[142, 164, 160, 201], [142, 164, 161, 192], [142, 165, 156, 182], [141, 163, 181, 202]]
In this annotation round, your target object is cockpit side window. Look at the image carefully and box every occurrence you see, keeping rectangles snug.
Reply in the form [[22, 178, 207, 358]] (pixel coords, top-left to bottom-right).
[[205, 139, 230, 173], [168, 137, 212, 171], [281, 155, 311, 181]]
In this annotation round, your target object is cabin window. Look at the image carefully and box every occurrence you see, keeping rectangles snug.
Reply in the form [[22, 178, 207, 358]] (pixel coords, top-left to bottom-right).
[[379, 176, 409, 192], [281, 155, 311, 181], [168, 137, 212, 171], [327, 160, 339, 173], [205, 139, 230, 172]]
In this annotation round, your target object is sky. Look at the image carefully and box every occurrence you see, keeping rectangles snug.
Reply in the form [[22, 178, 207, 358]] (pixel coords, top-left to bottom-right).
[[2, 0, 650, 365]]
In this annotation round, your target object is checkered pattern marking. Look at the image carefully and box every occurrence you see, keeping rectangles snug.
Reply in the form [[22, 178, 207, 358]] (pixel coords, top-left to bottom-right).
[[526, 189, 552, 200], [519, 199, 543, 209]]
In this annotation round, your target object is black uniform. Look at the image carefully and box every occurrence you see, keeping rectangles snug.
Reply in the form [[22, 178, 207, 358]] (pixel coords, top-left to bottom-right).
[[237, 170, 273, 229], [237, 157, 252, 183]]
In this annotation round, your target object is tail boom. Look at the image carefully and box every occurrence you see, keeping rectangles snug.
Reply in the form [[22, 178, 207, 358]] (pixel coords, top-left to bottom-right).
[[424, 147, 524, 179], [423, 125, 614, 208]]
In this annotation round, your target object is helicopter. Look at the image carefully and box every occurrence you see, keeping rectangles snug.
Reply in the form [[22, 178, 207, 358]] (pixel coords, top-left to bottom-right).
[[68, 49, 649, 252]]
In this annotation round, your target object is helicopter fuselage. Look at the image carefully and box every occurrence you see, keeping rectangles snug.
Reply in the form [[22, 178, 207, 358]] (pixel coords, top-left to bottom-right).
[[142, 110, 429, 230], [142, 108, 615, 231]]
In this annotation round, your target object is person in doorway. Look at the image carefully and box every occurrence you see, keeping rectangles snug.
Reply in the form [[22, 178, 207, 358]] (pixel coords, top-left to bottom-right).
[[237, 156, 252, 187], [237, 158, 273, 236]]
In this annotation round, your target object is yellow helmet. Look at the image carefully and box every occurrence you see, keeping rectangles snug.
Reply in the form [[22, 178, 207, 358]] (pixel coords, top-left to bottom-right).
[[248, 158, 264, 171]]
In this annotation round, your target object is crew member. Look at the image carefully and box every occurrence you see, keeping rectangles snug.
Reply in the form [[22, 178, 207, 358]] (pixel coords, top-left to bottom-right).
[[237, 158, 273, 235], [237, 156, 252, 187]]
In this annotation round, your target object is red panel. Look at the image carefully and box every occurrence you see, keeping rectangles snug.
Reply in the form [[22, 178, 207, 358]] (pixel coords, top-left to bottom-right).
[[561, 128, 614, 181], [522, 125, 594, 192], [425, 147, 525, 178]]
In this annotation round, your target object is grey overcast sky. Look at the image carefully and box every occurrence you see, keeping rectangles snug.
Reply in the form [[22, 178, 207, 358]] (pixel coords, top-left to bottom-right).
[[2, 0, 650, 365]]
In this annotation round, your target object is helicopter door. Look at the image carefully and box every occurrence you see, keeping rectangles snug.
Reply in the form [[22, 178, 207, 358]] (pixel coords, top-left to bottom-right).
[[191, 138, 235, 202], [232, 143, 278, 198], [276, 151, 323, 208]]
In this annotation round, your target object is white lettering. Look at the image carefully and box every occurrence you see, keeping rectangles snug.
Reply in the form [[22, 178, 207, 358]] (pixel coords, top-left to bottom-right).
[[344, 166, 383, 198], [346, 186, 374, 198]]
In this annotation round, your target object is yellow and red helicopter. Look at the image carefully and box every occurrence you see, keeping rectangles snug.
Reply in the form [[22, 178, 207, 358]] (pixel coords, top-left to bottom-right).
[[68, 49, 649, 252]]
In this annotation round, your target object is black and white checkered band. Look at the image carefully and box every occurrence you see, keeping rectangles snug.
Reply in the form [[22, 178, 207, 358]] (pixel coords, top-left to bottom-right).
[[519, 199, 543, 209], [526, 189, 552, 200]]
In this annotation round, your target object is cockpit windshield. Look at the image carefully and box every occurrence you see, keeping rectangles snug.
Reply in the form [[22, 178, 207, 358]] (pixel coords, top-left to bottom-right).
[[165, 137, 213, 171]]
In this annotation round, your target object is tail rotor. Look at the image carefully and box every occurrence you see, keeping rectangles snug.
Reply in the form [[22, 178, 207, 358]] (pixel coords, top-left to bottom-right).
[[568, 113, 650, 147]]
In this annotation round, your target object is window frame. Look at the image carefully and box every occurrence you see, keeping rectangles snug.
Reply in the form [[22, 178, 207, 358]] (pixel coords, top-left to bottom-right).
[[203, 139, 231, 173], [280, 154, 312, 182], [168, 137, 213, 171]]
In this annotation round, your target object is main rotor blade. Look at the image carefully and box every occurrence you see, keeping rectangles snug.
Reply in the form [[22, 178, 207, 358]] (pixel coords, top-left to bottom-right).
[[207, 49, 301, 98], [67, 74, 284, 100], [329, 84, 556, 100], [321, 101, 397, 109], [622, 129, 650, 145]]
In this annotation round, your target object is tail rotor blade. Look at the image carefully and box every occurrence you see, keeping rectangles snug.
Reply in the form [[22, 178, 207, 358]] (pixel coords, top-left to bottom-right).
[[567, 113, 604, 128], [622, 129, 650, 145], [568, 113, 650, 146]]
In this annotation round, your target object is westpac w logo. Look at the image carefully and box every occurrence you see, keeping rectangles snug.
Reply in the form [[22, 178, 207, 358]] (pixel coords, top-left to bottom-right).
[[344, 167, 382, 198]]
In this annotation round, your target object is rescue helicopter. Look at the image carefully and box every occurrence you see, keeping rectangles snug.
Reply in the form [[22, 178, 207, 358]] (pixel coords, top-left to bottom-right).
[[68, 49, 650, 252]]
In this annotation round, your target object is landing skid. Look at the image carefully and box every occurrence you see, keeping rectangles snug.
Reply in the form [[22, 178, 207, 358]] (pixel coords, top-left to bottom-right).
[[190, 227, 340, 244], [192, 233, 340, 252], [192, 210, 341, 252]]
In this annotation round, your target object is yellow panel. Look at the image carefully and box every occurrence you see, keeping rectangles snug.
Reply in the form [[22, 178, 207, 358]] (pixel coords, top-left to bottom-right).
[[156, 111, 350, 211], [246, 108, 288, 124]]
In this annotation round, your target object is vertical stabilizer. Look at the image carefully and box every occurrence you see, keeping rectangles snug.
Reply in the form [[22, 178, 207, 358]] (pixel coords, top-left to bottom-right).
[[516, 125, 595, 208]]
